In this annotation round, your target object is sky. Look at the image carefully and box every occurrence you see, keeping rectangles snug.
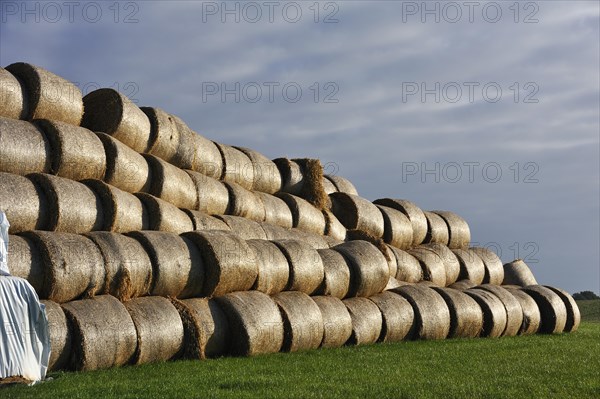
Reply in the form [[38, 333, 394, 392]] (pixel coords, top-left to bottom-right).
[[1, 0, 598, 294]]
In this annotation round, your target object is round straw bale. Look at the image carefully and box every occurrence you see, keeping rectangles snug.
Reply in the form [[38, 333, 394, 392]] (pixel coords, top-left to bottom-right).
[[377, 205, 413, 249], [322, 175, 338, 195], [315, 248, 351, 299], [216, 215, 267, 240], [28, 173, 104, 233], [387, 246, 422, 283], [373, 199, 427, 246], [143, 154, 198, 210], [343, 230, 396, 279], [449, 280, 477, 290], [256, 192, 293, 229], [408, 248, 446, 287], [171, 297, 229, 359], [522, 285, 568, 334], [273, 158, 303, 194], [175, 121, 222, 179], [420, 243, 461, 286], [452, 248, 485, 285], [0, 118, 50, 175], [246, 239, 289, 295], [431, 287, 482, 338], [215, 291, 284, 356], [323, 209, 347, 241], [141, 107, 180, 163], [277, 193, 326, 236], [503, 287, 541, 335], [95, 132, 151, 193], [8, 235, 44, 292], [326, 174, 358, 195], [271, 239, 324, 295], [333, 240, 390, 297], [259, 222, 296, 240], [343, 297, 382, 345], [432, 210, 470, 249], [477, 284, 523, 337], [216, 143, 254, 190], [134, 193, 193, 234], [186, 170, 229, 216], [6, 62, 83, 125], [128, 231, 204, 298], [84, 179, 149, 232], [62, 295, 137, 371], [0, 68, 27, 119], [82, 88, 151, 153], [503, 259, 538, 286], [41, 300, 72, 371], [184, 210, 230, 231], [124, 297, 184, 364], [225, 182, 266, 222], [369, 291, 415, 342], [165, 114, 197, 171], [235, 147, 281, 194], [391, 285, 450, 340], [543, 286, 580, 332], [273, 292, 324, 352], [423, 211, 449, 245], [288, 228, 329, 250], [183, 230, 257, 296], [35, 119, 106, 181], [23, 231, 105, 302], [0, 172, 49, 233], [470, 247, 504, 285], [312, 296, 352, 348], [85, 232, 153, 300], [330, 193, 384, 238], [464, 288, 507, 338]]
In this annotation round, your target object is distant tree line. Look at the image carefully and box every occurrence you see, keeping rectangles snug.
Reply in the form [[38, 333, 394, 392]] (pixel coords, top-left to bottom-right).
[[573, 291, 600, 300]]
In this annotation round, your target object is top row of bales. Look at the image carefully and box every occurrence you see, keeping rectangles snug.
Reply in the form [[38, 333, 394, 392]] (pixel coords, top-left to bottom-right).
[[0, 63, 353, 205]]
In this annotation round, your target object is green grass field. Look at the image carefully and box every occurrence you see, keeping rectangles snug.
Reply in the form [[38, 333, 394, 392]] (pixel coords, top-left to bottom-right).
[[3, 300, 600, 399]]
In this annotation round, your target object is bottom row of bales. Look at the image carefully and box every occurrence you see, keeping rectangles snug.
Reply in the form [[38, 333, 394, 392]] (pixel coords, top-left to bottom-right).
[[43, 283, 580, 372]]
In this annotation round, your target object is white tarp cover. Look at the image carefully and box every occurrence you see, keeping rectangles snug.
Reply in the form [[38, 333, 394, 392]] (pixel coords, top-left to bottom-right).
[[0, 276, 50, 383], [0, 211, 51, 383], [0, 211, 9, 276]]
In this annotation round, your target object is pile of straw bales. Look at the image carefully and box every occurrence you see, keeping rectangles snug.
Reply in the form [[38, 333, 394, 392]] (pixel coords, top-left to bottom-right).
[[0, 63, 579, 373]]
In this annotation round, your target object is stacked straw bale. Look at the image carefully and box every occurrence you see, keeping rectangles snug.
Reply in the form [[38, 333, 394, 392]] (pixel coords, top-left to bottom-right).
[[373, 199, 427, 246], [82, 88, 151, 153], [6, 62, 83, 125], [0, 118, 51, 175], [171, 297, 228, 359], [125, 297, 184, 364], [36, 120, 106, 181], [0, 68, 27, 119], [0, 172, 49, 233]]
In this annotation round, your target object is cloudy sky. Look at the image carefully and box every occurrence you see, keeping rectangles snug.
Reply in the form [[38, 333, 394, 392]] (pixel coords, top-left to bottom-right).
[[1, 0, 598, 294]]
